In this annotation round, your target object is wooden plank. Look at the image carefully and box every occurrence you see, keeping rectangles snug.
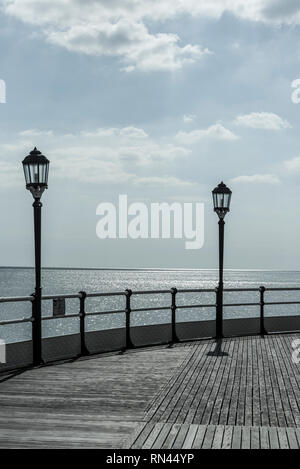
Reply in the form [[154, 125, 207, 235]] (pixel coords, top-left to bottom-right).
[[152, 423, 173, 449], [241, 426, 251, 449], [131, 423, 155, 449], [250, 426, 260, 449], [192, 425, 207, 449], [268, 427, 279, 449], [202, 425, 216, 449], [211, 425, 224, 449], [286, 428, 299, 449], [161, 424, 181, 449], [277, 427, 289, 449], [172, 424, 190, 449], [221, 426, 233, 449], [231, 426, 242, 449], [182, 424, 198, 449], [260, 427, 270, 449], [142, 423, 165, 449]]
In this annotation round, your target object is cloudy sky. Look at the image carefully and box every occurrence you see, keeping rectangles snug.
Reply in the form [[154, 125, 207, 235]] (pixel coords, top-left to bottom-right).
[[1, 0, 300, 269]]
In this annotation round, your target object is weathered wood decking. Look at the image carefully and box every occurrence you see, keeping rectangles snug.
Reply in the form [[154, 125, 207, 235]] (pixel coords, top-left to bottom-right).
[[0, 334, 299, 449]]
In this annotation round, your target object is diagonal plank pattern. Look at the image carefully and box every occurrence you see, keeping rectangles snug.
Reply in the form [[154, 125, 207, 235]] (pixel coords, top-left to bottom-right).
[[0, 334, 299, 448], [128, 423, 300, 449], [146, 335, 300, 428]]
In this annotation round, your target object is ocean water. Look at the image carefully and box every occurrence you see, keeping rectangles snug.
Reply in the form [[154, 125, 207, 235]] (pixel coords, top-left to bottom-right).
[[1, 268, 300, 343]]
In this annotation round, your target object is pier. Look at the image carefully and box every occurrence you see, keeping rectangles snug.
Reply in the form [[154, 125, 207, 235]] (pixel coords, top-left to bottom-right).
[[1, 286, 300, 448], [0, 333, 299, 448]]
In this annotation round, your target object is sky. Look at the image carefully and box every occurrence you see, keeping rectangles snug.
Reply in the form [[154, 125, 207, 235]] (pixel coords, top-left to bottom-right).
[[1, 0, 300, 269]]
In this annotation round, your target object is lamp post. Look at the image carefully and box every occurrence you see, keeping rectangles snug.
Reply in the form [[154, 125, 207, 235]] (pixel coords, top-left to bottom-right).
[[22, 148, 50, 365], [212, 181, 232, 339]]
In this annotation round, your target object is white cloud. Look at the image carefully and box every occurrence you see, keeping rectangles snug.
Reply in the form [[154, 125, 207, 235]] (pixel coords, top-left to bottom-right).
[[133, 176, 196, 188], [176, 123, 239, 144], [234, 112, 291, 130], [2, 1, 211, 72], [6, 1, 300, 72], [1, 126, 192, 188], [19, 129, 53, 137], [230, 174, 280, 184], [80, 127, 148, 139], [285, 156, 300, 171], [183, 114, 196, 124]]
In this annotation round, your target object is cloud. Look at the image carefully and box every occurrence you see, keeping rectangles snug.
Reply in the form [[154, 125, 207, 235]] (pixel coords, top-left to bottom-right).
[[2, 1, 211, 72], [132, 176, 196, 188], [285, 156, 300, 171], [80, 127, 148, 139], [230, 174, 280, 184], [19, 129, 53, 137], [5, 1, 300, 72], [183, 114, 196, 124], [176, 123, 239, 144], [234, 112, 291, 130], [0, 126, 193, 188]]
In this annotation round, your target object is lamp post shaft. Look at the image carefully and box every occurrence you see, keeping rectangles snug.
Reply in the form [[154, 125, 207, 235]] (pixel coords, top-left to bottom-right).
[[216, 219, 225, 339], [32, 198, 42, 365]]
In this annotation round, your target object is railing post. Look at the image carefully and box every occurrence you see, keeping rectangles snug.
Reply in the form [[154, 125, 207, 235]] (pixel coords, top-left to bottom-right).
[[125, 289, 134, 349], [170, 288, 179, 343], [31, 292, 43, 366], [79, 291, 89, 356], [259, 286, 266, 336]]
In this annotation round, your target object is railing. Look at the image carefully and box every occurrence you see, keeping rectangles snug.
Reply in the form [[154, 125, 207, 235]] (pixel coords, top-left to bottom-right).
[[1, 285, 300, 370]]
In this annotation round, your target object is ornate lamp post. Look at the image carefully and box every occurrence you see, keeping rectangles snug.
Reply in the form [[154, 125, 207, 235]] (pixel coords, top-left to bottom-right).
[[22, 148, 50, 365], [212, 182, 232, 339]]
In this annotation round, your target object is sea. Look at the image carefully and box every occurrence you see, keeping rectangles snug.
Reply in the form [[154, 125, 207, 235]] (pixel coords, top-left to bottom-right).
[[1, 268, 300, 343]]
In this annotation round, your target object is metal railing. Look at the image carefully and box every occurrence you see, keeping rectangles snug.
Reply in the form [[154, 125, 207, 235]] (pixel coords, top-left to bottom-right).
[[1, 285, 300, 369]]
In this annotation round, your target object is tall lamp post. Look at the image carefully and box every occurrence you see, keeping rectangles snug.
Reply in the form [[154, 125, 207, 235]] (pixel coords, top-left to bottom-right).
[[212, 181, 232, 339], [22, 148, 50, 365]]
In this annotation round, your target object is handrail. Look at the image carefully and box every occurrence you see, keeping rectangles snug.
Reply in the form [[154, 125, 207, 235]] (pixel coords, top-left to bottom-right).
[[1, 285, 300, 370], [0, 296, 33, 303]]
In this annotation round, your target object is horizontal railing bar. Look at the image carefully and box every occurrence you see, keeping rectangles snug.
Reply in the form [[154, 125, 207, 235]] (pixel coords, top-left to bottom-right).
[[176, 304, 216, 309], [224, 288, 259, 292], [131, 306, 170, 313], [0, 317, 33, 326], [42, 313, 79, 321], [86, 309, 125, 317], [265, 301, 300, 306], [177, 289, 215, 293], [86, 292, 125, 298], [265, 287, 300, 291], [132, 290, 171, 295], [0, 296, 33, 303], [223, 302, 259, 307], [42, 294, 80, 300]]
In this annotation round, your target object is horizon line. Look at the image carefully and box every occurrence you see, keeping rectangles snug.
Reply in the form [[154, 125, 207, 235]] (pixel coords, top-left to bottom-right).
[[1, 266, 300, 272]]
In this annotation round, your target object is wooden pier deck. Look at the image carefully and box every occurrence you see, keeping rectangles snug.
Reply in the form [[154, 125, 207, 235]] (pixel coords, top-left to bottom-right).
[[0, 333, 299, 449]]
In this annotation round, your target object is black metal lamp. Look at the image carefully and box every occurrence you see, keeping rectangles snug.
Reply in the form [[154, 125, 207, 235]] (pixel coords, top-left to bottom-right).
[[22, 147, 50, 365], [212, 181, 232, 339], [212, 181, 232, 220], [22, 147, 49, 199]]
